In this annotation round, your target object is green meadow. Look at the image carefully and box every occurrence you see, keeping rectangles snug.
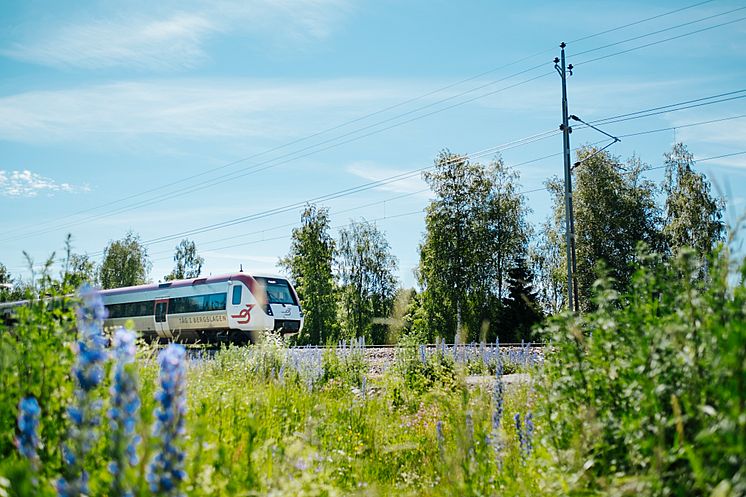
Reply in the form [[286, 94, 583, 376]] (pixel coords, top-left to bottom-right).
[[1, 248, 744, 497]]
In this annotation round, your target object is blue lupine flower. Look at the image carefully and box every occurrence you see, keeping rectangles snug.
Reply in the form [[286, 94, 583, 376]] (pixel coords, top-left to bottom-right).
[[524, 412, 534, 456], [435, 420, 444, 456], [492, 339, 504, 432], [109, 328, 140, 497], [514, 411, 533, 459], [465, 410, 474, 455], [278, 362, 286, 384], [58, 285, 109, 497], [148, 344, 187, 497], [16, 396, 41, 463], [514, 413, 523, 453]]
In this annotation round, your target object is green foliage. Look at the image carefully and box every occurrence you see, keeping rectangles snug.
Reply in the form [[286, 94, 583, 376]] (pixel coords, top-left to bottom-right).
[[321, 342, 367, 387], [1, 235, 95, 302], [0, 286, 76, 474], [0, 262, 17, 302], [280, 204, 338, 345], [541, 147, 662, 312], [164, 238, 204, 281], [497, 258, 543, 343], [5, 244, 743, 496], [336, 220, 398, 344], [663, 142, 725, 258], [539, 246, 746, 496], [419, 151, 531, 342], [393, 334, 461, 398], [538, 143, 726, 315], [99, 231, 152, 289]]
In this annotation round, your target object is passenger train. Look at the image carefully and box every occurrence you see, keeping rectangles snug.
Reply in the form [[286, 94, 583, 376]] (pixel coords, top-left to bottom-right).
[[0, 272, 304, 344], [101, 273, 303, 343]]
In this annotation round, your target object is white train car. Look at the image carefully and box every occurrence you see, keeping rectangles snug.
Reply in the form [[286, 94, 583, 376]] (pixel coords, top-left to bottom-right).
[[101, 273, 303, 343]]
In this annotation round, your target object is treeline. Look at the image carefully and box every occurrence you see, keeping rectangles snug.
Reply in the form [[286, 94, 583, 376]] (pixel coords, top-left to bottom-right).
[[1, 142, 724, 346], [0, 234, 202, 300], [284, 142, 724, 345]]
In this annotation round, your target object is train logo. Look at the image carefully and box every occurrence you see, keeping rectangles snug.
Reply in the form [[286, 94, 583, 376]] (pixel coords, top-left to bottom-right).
[[231, 303, 255, 325]]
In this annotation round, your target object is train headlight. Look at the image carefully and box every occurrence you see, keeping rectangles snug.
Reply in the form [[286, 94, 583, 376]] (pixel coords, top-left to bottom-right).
[[265, 303, 273, 316]]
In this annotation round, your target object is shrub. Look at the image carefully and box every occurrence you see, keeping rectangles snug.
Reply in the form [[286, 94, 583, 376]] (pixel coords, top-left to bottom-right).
[[539, 247, 746, 496], [0, 289, 76, 473]]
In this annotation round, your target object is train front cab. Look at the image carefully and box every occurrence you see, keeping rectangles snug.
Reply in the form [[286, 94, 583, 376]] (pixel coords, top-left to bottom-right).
[[254, 276, 303, 337], [227, 276, 272, 343]]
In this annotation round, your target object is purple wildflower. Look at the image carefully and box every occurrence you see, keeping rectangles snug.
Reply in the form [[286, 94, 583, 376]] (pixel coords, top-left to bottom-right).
[[514, 412, 534, 459], [435, 421, 445, 456], [108, 328, 140, 497], [514, 413, 523, 449], [58, 285, 108, 497], [15, 396, 41, 463], [147, 344, 187, 497], [524, 412, 534, 456], [492, 339, 504, 432]]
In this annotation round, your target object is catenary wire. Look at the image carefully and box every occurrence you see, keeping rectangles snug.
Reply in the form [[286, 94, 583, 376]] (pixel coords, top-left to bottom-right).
[[150, 115, 746, 257], [113, 112, 746, 259], [145, 149, 744, 264], [567, 0, 716, 44], [571, 5, 746, 58], [8, 140, 745, 273], [30, 94, 743, 264], [573, 14, 746, 66], [3, 1, 736, 240], [97, 93, 746, 249]]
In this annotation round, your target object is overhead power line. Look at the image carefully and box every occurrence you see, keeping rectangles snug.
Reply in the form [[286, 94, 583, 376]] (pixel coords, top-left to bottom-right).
[[571, 5, 746, 58], [150, 114, 746, 253], [574, 14, 746, 66], [8, 138, 745, 274], [3, 1, 737, 242], [105, 137, 560, 250], [567, 0, 716, 44], [34, 92, 746, 257], [144, 149, 744, 266], [588, 89, 746, 125], [99, 109, 746, 257]]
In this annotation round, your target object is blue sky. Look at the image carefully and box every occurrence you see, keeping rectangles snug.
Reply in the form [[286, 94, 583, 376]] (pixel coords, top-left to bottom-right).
[[1, 0, 745, 288]]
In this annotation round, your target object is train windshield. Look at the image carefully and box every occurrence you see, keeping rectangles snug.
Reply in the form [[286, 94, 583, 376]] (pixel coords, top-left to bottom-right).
[[255, 277, 296, 305]]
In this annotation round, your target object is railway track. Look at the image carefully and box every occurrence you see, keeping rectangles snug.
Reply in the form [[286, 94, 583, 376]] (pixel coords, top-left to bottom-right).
[[184, 342, 543, 376]]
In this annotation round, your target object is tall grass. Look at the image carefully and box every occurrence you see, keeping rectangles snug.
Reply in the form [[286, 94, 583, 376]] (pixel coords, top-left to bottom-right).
[[1, 247, 743, 496], [539, 247, 746, 496]]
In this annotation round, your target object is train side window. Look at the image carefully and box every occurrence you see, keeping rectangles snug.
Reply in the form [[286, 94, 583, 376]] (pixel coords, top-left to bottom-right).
[[209, 293, 227, 311], [232, 285, 242, 305]]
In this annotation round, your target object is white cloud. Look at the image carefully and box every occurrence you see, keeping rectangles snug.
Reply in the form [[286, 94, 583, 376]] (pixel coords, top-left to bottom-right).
[[1, 0, 350, 70], [2, 13, 214, 70], [0, 170, 90, 197], [673, 115, 746, 150], [0, 79, 413, 144], [701, 156, 746, 170], [346, 161, 430, 195]]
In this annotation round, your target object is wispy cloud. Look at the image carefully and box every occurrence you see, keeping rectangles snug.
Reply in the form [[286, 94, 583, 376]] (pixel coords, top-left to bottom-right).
[[702, 156, 746, 171], [2, 13, 214, 70], [0, 79, 412, 144], [673, 115, 746, 150], [1, 0, 350, 70], [0, 170, 90, 197], [346, 161, 430, 196]]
